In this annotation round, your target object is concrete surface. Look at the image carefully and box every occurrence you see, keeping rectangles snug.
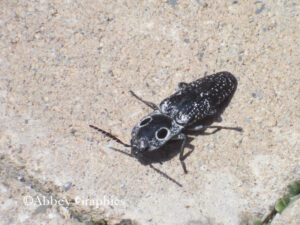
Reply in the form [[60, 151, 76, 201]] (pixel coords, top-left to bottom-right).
[[0, 0, 299, 225]]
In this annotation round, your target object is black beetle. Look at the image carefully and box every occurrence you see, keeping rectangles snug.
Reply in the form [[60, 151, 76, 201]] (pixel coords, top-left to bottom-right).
[[90, 72, 242, 186]]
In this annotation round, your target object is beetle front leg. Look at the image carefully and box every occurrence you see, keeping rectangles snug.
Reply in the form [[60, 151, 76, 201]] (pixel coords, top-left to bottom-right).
[[129, 90, 159, 110], [174, 133, 192, 174]]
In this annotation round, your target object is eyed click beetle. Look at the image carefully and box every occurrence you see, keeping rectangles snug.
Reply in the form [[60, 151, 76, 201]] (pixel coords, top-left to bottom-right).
[[90, 71, 242, 186]]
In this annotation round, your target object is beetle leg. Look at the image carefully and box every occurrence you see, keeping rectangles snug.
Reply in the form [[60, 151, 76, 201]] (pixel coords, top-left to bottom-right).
[[185, 124, 204, 131], [129, 90, 159, 110], [185, 125, 242, 132], [174, 133, 191, 174], [204, 125, 243, 132]]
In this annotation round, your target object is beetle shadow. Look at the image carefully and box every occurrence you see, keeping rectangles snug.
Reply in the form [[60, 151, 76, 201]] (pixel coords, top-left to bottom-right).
[[140, 138, 195, 165], [141, 126, 226, 166]]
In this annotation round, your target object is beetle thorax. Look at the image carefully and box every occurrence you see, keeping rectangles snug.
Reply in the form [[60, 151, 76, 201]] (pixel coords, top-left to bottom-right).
[[131, 110, 183, 155]]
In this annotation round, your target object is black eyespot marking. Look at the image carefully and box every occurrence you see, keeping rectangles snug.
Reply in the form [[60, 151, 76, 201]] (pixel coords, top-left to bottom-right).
[[139, 117, 152, 126], [156, 127, 169, 139]]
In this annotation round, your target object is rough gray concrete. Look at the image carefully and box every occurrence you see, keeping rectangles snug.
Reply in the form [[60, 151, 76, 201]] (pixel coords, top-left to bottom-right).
[[0, 0, 299, 225]]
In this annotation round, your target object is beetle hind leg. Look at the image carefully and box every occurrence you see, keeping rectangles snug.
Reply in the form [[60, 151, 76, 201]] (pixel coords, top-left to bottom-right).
[[204, 125, 243, 132], [185, 124, 242, 133]]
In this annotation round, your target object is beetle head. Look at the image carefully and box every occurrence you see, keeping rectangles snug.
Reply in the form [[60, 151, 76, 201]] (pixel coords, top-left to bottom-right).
[[131, 110, 183, 163]]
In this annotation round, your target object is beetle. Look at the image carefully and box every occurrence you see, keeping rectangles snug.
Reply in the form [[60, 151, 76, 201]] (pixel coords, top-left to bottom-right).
[[90, 71, 242, 186]]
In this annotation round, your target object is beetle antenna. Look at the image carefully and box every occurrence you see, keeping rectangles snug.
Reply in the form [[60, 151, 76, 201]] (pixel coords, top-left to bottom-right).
[[149, 164, 183, 187], [90, 125, 182, 187], [89, 125, 131, 147]]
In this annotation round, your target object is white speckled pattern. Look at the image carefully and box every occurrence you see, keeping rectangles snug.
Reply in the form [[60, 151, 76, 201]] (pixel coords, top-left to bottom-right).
[[160, 72, 237, 125]]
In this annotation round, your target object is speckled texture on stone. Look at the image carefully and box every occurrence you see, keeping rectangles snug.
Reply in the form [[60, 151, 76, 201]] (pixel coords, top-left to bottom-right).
[[0, 0, 299, 225], [0, 156, 79, 225]]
